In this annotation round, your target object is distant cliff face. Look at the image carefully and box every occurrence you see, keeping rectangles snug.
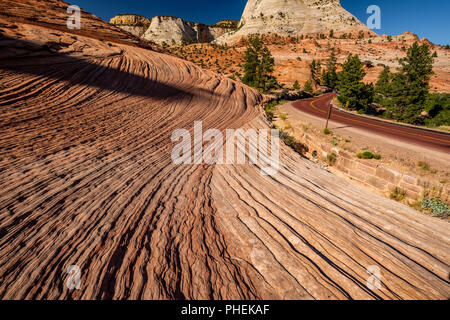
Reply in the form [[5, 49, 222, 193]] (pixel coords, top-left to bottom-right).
[[109, 14, 151, 38], [110, 0, 372, 45], [110, 14, 237, 45], [217, 0, 373, 43], [142, 16, 197, 45]]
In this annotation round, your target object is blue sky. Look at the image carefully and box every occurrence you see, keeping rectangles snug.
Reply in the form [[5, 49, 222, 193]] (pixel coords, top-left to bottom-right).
[[71, 0, 450, 45]]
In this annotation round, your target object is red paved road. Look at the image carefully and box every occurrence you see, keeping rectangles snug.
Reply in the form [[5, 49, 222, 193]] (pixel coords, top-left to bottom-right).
[[291, 93, 450, 153]]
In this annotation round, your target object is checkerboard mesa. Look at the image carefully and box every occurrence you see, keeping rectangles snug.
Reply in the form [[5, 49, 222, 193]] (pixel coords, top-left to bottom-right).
[[216, 0, 374, 44]]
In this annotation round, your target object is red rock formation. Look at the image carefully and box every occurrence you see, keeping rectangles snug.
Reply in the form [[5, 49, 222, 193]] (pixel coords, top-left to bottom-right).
[[0, 0, 449, 300]]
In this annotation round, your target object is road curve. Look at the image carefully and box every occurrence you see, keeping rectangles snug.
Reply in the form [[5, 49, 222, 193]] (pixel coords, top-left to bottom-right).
[[292, 93, 450, 153]]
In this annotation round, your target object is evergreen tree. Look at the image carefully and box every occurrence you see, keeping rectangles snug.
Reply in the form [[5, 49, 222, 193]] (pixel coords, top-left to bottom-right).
[[293, 80, 300, 90], [321, 49, 338, 89], [376, 42, 436, 123], [242, 36, 262, 88], [259, 46, 278, 92], [321, 69, 328, 87], [303, 79, 314, 94], [375, 66, 392, 104], [336, 54, 374, 111], [396, 42, 434, 123], [424, 93, 450, 127], [310, 59, 322, 84], [385, 72, 408, 119], [242, 35, 278, 93]]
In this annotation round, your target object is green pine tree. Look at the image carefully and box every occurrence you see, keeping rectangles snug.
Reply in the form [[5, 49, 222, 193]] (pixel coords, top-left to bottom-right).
[[377, 42, 436, 123], [321, 49, 338, 89], [396, 42, 434, 123], [242, 35, 278, 93], [303, 79, 314, 94], [375, 66, 392, 104], [310, 59, 322, 85], [423, 93, 450, 127], [293, 80, 300, 90], [336, 54, 374, 111], [242, 36, 262, 88]]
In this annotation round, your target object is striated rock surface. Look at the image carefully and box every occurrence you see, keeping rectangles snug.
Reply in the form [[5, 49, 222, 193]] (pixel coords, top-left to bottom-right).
[[217, 0, 373, 44], [0, 0, 449, 300], [0, 0, 161, 51]]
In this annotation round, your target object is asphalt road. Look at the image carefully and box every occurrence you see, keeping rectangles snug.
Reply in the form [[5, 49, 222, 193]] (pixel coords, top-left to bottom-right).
[[291, 93, 450, 153]]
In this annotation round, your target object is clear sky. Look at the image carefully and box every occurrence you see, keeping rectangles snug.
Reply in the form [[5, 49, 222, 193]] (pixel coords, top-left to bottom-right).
[[70, 0, 450, 45]]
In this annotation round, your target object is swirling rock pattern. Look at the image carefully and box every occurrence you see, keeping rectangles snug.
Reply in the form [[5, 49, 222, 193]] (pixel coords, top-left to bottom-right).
[[0, 2, 449, 300]]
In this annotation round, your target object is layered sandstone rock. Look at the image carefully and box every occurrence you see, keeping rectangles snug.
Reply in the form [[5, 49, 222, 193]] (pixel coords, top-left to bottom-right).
[[217, 0, 373, 44], [1, 0, 449, 301], [0, 0, 162, 51]]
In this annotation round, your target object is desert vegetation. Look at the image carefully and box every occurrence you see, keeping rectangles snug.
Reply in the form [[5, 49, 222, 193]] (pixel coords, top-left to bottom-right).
[[242, 35, 280, 93], [374, 42, 448, 126]]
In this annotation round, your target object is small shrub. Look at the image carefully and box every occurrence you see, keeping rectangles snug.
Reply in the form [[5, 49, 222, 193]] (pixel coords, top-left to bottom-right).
[[302, 123, 311, 132], [279, 113, 288, 121], [373, 154, 381, 160], [357, 151, 381, 160], [264, 100, 280, 122], [280, 130, 308, 155], [331, 137, 338, 146], [390, 187, 406, 201], [418, 161, 430, 171], [421, 198, 450, 218], [323, 128, 331, 135], [327, 152, 337, 165]]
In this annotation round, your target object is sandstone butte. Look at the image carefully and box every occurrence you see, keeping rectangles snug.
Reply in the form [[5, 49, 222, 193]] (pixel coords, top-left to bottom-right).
[[217, 0, 373, 43], [0, 0, 449, 300], [110, 14, 237, 45]]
